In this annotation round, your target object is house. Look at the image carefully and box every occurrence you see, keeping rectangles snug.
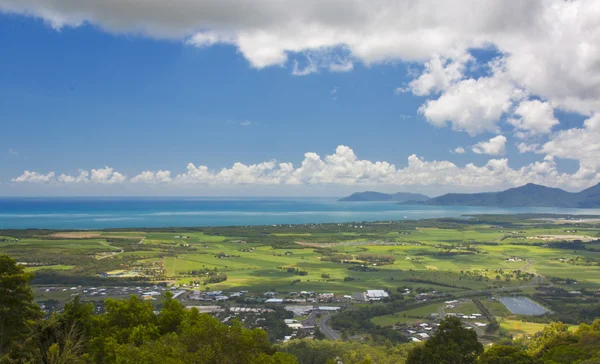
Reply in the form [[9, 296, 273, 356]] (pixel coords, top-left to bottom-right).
[[318, 293, 334, 301]]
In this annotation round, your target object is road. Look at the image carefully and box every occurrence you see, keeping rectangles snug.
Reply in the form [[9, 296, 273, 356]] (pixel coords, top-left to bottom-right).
[[318, 314, 341, 340]]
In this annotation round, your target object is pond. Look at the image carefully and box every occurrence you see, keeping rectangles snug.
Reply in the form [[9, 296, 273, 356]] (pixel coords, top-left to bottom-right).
[[499, 296, 550, 316]]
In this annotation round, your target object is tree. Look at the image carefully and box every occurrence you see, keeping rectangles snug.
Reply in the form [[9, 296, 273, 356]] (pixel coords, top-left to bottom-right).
[[476, 345, 539, 364], [0, 255, 43, 358], [158, 292, 186, 334], [406, 317, 483, 364]]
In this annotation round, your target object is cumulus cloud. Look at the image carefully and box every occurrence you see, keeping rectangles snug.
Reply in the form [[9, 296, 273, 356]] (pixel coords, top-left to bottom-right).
[[88, 167, 126, 184], [418, 62, 525, 135], [407, 52, 473, 96], [541, 114, 600, 170], [471, 135, 507, 156], [453, 147, 466, 154], [58, 170, 89, 183], [508, 99, 559, 137], [517, 142, 540, 154], [12, 171, 55, 183], [131, 170, 172, 184], [14, 167, 126, 184], [0, 0, 597, 113], [3, 0, 600, 157], [10, 145, 600, 190]]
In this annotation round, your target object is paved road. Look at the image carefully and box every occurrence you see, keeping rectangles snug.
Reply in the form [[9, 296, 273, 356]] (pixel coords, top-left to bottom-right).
[[319, 314, 341, 340]]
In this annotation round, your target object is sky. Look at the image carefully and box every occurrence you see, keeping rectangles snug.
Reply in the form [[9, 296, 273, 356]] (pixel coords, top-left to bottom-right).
[[1, 0, 600, 197]]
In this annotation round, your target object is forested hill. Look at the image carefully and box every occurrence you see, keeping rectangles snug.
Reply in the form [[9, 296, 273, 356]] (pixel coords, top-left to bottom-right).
[[400, 183, 600, 208], [340, 191, 430, 202]]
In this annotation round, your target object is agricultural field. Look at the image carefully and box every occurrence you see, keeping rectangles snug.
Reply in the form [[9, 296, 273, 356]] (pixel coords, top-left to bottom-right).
[[1, 213, 599, 343]]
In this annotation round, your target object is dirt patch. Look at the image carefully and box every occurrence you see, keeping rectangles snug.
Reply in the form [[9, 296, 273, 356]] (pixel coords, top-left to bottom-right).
[[50, 232, 143, 240], [527, 234, 596, 242], [295, 240, 394, 248], [50, 232, 102, 238]]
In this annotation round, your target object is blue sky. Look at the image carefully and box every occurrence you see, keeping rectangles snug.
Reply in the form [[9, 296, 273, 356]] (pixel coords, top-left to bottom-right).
[[1, 1, 599, 196]]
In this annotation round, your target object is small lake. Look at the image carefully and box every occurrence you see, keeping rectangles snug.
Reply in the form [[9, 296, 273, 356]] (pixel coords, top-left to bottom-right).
[[499, 296, 550, 316]]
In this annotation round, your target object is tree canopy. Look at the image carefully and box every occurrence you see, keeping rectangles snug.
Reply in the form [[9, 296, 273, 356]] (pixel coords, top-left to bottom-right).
[[0, 255, 43, 359], [406, 316, 484, 364]]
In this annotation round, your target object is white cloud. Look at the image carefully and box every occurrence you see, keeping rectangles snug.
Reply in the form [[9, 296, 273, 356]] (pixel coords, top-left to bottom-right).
[[131, 170, 172, 184], [328, 60, 353, 72], [11, 145, 600, 191], [516, 142, 540, 153], [508, 99, 559, 137], [186, 32, 233, 48], [240, 120, 252, 127], [58, 170, 89, 183], [2, 0, 600, 144], [18, 167, 127, 184], [84, 167, 125, 184], [584, 113, 600, 131], [453, 147, 466, 154], [419, 65, 525, 135], [472, 135, 507, 156], [541, 114, 600, 170], [407, 52, 473, 96], [8, 148, 19, 156], [0, 0, 594, 113], [12, 171, 55, 183], [292, 57, 317, 76]]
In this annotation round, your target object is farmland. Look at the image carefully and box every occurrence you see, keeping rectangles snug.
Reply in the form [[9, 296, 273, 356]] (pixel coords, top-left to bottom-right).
[[1, 213, 600, 343]]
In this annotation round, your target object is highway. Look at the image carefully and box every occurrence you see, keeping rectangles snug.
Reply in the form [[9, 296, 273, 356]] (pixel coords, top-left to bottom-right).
[[318, 314, 341, 340]]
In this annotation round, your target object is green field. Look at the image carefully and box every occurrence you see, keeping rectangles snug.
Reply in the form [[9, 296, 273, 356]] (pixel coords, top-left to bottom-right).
[[2, 213, 600, 344], [2, 215, 600, 294]]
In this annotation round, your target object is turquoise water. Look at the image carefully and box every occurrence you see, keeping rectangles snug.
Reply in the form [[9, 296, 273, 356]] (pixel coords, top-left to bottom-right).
[[1, 197, 600, 229]]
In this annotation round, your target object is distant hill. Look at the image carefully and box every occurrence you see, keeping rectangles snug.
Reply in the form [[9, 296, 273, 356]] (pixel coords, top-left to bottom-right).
[[576, 183, 600, 208], [401, 183, 600, 208], [339, 191, 430, 202]]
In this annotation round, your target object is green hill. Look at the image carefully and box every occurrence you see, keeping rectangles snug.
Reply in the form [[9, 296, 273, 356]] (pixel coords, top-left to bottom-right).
[[407, 183, 600, 208]]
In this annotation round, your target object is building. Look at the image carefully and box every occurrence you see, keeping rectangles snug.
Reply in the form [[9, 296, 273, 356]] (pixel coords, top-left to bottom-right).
[[318, 306, 341, 311], [366, 290, 389, 301], [265, 298, 284, 304]]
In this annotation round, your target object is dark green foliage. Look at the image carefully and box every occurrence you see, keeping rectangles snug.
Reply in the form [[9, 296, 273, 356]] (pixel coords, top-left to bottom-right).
[[476, 346, 539, 364], [0, 255, 43, 359], [1, 283, 297, 363], [406, 317, 483, 364], [279, 339, 413, 364], [526, 321, 600, 363]]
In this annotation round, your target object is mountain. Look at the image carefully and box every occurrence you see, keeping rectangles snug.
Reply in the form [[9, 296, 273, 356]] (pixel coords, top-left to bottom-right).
[[404, 183, 600, 208], [339, 191, 430, 202], [576, 183, 600, 208]]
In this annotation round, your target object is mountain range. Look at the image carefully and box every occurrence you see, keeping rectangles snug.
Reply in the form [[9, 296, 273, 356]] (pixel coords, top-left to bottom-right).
[[339, 191, 430, 202], [341, 183, 600, 208]]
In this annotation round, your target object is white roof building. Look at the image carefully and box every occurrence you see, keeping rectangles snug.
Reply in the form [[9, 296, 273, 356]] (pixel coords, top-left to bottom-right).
[[366, 290, 389, 300], [318, 306, 341, 311], [265, 298, 284, 304]]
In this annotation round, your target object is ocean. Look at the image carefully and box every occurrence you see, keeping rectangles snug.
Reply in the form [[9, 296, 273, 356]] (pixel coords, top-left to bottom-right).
[[1, 197, 600, 229]]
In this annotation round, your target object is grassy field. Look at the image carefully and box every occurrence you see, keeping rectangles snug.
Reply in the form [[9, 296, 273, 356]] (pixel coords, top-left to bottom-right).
[[370, 302, 445, 326], [498, 319, 579, 338], [25, 265, 74, 272], [1, 214, 599, 310], [2, 216, 599, 294], [2, 214, 600, 346]]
